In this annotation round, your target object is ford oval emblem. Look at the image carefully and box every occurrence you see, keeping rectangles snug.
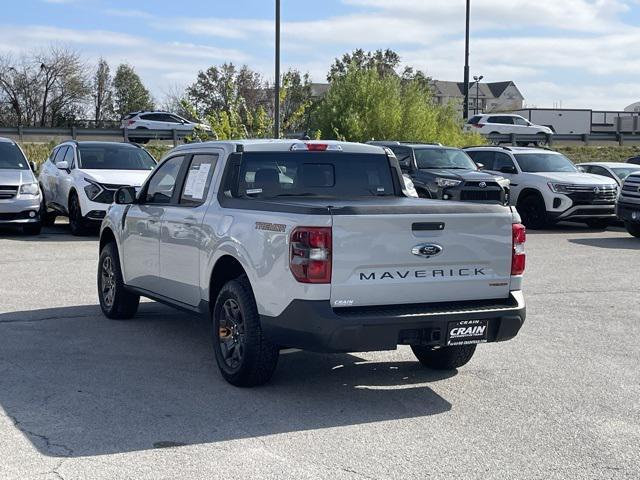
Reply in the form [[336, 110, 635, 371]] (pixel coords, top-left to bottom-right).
[[479, 182, 487, 189], [412, 243, 443, 258]]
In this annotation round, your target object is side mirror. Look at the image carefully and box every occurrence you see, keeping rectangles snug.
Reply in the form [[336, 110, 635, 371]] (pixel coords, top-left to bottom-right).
[[29, 161, 37, 172], [475, 162, 485, 170], [57, 161, 69, 171], [576, 166, 586, 173], [499, 166, 517, 174], [115, 186, 137, 205]]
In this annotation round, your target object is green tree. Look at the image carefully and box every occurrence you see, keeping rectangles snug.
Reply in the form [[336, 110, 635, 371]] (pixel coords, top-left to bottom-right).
[[280, 69, 313, 134], [314, 63, 482, 146], [112, 64, 153, 118], [186, 63, 263, 123], [93, 58, 113, 125], [328, 48, 401, 82]]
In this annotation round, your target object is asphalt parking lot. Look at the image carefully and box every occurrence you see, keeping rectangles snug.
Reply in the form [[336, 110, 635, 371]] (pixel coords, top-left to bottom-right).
[[0, 223, 639, 480]]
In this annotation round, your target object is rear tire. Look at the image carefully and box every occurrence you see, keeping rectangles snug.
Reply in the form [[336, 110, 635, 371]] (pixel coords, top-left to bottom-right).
[[68, 193, 88, 236], [411, 345, 477, 370], [535, 133, 548, 147], [23, 222, 42, 235], [624, 221, 640, 238], [212, 275, 279, 387], [517, 194, 549, 230], [586, 218, 610, 230], [98, 242, 140, 319]]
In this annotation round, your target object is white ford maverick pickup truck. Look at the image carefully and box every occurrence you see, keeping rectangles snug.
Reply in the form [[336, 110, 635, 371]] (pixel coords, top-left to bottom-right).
[[98, 140, 526, 386]]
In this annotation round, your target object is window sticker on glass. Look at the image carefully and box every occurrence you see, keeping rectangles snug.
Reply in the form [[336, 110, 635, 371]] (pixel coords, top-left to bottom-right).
[[183, 166, 198, 197], [191, 163, 211, 199]]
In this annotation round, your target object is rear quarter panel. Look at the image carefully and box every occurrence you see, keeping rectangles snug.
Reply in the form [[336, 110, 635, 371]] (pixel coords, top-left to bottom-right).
[[200, 203, 331, 317]]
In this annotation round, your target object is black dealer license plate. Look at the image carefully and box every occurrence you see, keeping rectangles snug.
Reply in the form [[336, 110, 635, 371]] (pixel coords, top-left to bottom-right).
[[447, 319, 489, 346]]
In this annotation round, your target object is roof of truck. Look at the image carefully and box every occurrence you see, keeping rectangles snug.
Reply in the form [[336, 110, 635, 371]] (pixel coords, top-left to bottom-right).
[[170, 139, 385, 155]]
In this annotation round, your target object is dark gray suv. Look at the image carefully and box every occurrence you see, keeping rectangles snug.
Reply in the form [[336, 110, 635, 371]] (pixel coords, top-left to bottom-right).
[[368, 142, 509, 204]]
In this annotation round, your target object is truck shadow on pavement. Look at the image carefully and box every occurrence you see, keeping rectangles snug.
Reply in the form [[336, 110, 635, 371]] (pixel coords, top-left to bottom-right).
[[0, 223, 99, 242], [568, 237, 640, 250], [0, 303, 453, 458]]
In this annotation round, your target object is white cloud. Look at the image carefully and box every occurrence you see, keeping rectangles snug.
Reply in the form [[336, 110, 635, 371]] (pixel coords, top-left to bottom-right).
[[6, 0, 640, 110]]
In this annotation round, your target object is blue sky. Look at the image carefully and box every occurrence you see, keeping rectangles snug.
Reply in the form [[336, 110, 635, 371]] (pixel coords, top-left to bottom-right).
[[2, 0, 640, 110]]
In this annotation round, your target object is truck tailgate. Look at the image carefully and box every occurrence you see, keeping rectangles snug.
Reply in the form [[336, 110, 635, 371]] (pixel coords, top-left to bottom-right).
[[330, 211, 512, 308]]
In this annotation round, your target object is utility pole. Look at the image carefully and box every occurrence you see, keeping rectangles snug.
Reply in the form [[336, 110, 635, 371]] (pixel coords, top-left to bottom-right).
[[463, 0, 471, 120], [274, 0, 281, 139]]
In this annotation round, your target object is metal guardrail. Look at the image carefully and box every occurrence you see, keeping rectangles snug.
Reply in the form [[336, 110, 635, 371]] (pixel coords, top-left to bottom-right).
[[1, 126, 640, 147], [486, 132, 640, 146], [0, 126, 192, 145]]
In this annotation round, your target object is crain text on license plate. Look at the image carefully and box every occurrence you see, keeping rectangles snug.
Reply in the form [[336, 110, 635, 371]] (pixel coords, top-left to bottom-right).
[[447, 319, 489, 346]]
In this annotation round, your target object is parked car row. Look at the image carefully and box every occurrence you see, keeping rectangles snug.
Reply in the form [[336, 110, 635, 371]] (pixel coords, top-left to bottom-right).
[[0, 136, 638, 238]]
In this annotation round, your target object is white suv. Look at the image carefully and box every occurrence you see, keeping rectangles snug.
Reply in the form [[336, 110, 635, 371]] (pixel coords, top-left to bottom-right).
[[121, 111, 210, 143], [465, 147, 618, 229], [39, 141, 157, 235], [465, 114, 553, 139]]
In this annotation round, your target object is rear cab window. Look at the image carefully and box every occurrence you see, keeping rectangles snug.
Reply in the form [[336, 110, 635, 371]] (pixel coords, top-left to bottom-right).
[[223, 151, 398, 199]]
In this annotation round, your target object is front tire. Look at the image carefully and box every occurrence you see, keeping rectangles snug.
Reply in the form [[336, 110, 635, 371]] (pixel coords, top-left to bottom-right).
[[68, 193, 88, 236], [624, 221, 640, 238], [212, 276, 279, 387], [98, 242, 140, 319], [517, 194, 549, 229], [411, 345, 477, 370], [586, 218, 610, 230], [23, 222, 42, 235]]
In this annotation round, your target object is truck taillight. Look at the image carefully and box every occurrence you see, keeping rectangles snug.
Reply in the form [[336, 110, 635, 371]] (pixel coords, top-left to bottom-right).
[[290, 227, 332, 283], [511, 223, 526, 275]]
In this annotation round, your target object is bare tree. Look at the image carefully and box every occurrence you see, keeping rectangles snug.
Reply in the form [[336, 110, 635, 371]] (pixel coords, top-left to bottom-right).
[[36, 47, 90, 127]]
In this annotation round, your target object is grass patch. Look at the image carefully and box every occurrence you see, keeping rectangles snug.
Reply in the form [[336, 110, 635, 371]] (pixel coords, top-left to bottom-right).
[[555, 145, 640, 163]]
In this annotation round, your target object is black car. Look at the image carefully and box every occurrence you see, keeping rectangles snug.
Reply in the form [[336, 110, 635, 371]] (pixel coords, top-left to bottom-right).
[[368, 141, 509, 203], [626, 156, 640, 165]]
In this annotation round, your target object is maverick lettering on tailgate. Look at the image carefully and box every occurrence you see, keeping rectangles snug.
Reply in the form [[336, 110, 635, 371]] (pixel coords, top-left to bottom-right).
[[359, 268, 487, 281]]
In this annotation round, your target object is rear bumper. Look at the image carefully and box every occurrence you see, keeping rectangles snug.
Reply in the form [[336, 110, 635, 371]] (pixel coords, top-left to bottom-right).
[[261, 291, 526, 353]]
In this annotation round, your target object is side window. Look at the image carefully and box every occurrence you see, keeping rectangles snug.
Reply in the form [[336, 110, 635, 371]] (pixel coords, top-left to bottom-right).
[[165, 115, 182, 124], [494, 153, 516, 172], [487, 116, 501, 124], [144, 156, 185, 204], [141, 114, 162, 122], [391, 147, 412, 168], [180, 154, 219, 206], [514, 117, 529, 126], [590, 166, 613, 178], [52, 146, 67, 164], [62, 146, 75, 168], [467, 151, 495, 170]]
